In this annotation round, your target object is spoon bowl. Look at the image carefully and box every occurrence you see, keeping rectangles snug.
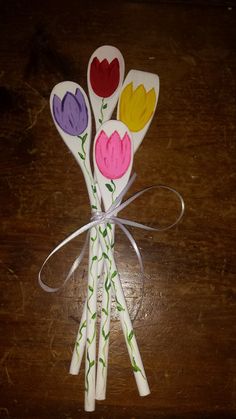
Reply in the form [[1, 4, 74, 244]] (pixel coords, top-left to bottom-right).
[[117, 69, 159, 153], [87, 45, 125, 131]]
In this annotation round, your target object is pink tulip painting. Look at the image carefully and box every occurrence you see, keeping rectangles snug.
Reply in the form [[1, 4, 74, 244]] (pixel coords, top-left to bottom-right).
[[95, 130, 131, 180]]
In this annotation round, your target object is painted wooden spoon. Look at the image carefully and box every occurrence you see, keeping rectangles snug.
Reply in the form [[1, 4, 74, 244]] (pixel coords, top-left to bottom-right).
[[93, 120, 150, 399], [96, 69, 160, 398], [50, 81, 99, 412]]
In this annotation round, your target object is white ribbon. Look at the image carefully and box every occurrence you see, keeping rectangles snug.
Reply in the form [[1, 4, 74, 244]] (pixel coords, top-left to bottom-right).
[[38, 173, 185, 292]]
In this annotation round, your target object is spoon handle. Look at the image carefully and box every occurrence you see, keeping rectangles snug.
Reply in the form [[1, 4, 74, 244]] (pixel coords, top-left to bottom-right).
[[84, 233, 100, 411], [96, 222, 150, 397], [69, 302, 86, 375], [78, 168, 99, 412], [69, 247, 103, 376], [95, 225, 114, 400]]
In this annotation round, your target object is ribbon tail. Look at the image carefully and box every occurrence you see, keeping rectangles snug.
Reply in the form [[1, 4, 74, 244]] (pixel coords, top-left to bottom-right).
[[113, 216, 156, 231], [38, 226, 92, 292]]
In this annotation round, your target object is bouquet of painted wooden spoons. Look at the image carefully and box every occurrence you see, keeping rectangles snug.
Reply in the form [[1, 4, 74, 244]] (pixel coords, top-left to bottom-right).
[[39, 45, 184, 412]]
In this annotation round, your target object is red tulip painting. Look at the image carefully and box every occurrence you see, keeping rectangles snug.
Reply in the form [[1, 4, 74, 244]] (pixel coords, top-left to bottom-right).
[[87, 46, 125, 130], [95, 130, 131, 180], [90, 57, 120, 98]]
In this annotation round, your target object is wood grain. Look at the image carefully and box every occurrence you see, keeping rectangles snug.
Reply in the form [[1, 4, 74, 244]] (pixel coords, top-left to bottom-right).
[[0, 0, 235, 418]]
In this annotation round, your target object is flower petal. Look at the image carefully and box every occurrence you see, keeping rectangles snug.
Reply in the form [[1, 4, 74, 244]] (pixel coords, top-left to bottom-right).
[[61, 92, 82, 135], [119, 83, 133, 129], [119, 132, 131, 178], [75, 88, 88, 133], [95, 130, 109, 177], [53, 94, 64, 129]]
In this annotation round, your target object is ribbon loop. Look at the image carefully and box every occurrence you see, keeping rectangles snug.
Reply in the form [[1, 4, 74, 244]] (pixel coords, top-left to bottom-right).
[[38, 174, 185, 292]]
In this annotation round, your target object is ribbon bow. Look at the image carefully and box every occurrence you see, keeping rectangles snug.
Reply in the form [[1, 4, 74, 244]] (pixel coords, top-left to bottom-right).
[[38, 173, 185, 292]]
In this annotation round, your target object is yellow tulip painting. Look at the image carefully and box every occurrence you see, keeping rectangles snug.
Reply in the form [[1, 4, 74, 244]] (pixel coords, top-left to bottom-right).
[[119, 82, 156, 132]]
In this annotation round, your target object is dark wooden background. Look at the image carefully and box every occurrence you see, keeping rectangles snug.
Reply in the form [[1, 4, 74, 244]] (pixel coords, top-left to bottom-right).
[[0, 0, 235, 418]]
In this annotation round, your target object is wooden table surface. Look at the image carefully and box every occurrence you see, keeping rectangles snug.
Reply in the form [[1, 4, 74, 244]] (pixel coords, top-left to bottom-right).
[[0, 1, 235, 418]]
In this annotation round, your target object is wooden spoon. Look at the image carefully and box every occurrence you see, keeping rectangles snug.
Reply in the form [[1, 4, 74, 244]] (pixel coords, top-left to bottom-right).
[[93, 120, 150, 399], [50, 81, 99, 411], [96, 69, 160, 398]]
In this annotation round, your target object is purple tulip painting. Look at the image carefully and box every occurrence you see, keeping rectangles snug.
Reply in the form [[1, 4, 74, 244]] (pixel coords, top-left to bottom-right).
[[95, 130, 131, 180], [52, 88, 88, 136]]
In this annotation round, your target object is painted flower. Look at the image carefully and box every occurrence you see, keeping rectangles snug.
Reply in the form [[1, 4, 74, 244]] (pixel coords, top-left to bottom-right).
[[119, 82, 156, 132], [95, 130, 131, 180], [90, 57, 120, 98], [52, 88, 88, 136]]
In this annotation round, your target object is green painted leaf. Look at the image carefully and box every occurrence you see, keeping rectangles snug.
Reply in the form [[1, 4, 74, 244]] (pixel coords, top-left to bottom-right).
[[111, 242, 115, 248], [98, 118, 102, 124], [102, 329, 110, 341], [107, 222, 112, 230], [91, 312, 96, 319], [90, 360, 95, 367], [132, 364, 141, 372], [87, 338, 91, 344], [91, 236, 96, 242], [102, 252, 109, 259], [105, 183, 113, 192], [102, 308, 108, 315], [117, 304, 125, 312], [99, 357, 106, 367], [89, 285, 94, 292], [92, 204, 97, 210], [82, 133, 87, 145], [105, 280, 111, 292], [132, 357, 141, 373], [102, 103, 108, 109], [78, 152, 85, 160], [92, 255, 97, 261], [92, 185, 97, 193], [102, 228, 107, 238], [111, 270, 117, 279], [128, 330, 134, 341]]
